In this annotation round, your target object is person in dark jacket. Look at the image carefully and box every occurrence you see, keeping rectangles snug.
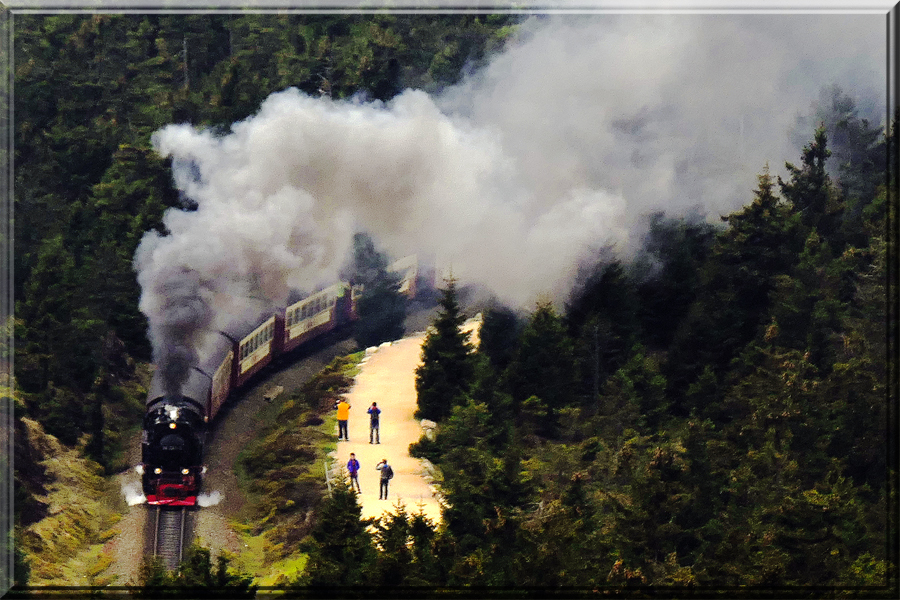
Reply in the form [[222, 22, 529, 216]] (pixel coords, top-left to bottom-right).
[[376, 458, 393, 499], [367, 402, 381, 444], [347, 453, 361, 492]]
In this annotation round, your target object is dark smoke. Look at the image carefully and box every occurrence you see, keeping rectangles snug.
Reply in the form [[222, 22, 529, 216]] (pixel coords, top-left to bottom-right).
[[142, 267, 214, 396]]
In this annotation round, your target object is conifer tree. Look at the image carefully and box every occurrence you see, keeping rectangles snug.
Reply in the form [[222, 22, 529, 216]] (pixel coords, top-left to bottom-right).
[[505, 301, 575, 419], [299, 479, 376, 588], [477, 306, 519, 372], [666, 165, 801, 410], [343, 233, 406, 348], [415, 276, 475, 421], [371, 503, 413, 587], [780, 126, 844, 244]]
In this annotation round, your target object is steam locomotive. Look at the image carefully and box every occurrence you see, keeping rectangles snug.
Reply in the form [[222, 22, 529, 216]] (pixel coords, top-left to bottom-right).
[[139, 258, 420, 506]]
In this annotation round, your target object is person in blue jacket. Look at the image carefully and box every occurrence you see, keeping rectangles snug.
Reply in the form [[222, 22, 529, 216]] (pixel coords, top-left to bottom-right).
[[347, 453, 361, 492]]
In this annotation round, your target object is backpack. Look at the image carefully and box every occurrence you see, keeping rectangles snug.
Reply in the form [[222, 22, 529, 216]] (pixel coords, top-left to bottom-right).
[[385, 465, 394, 480]]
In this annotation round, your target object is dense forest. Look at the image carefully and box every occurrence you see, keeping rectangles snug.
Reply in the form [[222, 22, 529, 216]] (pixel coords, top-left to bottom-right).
[[307, 119, 898, 588], [9, 12, 514, 589], [6, 11, 897, 596]]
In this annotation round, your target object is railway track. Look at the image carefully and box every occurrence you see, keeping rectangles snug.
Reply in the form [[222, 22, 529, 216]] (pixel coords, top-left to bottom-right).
[[153, 506, 188, 571]]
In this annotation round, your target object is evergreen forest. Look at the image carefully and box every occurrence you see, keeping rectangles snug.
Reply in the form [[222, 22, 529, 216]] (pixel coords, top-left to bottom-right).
[[5, 11, 897, 596]]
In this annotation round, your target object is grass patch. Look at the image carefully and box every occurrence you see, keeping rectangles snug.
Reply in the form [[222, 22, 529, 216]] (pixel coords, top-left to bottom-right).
[[234, 352, 364, 570], [18, 418, 123, 586], [230, 526, 310, 586]]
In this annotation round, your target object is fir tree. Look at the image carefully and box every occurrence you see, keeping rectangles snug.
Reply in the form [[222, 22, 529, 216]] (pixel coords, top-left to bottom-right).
[[343, 233, 406, 349], [415, 276, 475, 421], [666, 165, 801, 411], [299, 478, 376, 588], [506, 301, 575, 412], [780, 126, 844, 244]]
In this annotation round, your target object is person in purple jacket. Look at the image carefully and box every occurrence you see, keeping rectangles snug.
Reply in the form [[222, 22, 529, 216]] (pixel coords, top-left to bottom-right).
[[347, 453, 361, 492]]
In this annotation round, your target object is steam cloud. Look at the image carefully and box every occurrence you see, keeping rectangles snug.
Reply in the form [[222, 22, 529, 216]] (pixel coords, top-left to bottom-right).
[[122, 481, 147, 506], [197, 491, 224, 507], [135, 14, 885, 393]]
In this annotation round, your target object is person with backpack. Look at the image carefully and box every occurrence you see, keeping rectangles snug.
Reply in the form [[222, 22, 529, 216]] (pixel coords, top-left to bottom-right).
[[347, 453, 361, 492], [376, 458, 393, 499], [367, 402, 381, 444]]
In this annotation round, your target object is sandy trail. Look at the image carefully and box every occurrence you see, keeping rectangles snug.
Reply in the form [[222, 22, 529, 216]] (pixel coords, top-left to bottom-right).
[[334, 318, 480, 525]]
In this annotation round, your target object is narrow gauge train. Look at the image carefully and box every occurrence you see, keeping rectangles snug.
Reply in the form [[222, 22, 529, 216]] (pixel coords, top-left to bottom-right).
[[140, 257, 419, 506]]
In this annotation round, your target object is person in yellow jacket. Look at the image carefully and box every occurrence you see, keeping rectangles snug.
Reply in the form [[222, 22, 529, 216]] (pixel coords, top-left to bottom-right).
[[336, 399, 351, 441]]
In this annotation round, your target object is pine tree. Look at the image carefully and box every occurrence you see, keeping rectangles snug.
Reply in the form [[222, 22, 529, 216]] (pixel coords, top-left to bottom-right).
[[477, 305, 520, 373], [506, 301, 574, 412], [666, 165, 801, 411], [371, 503, 413, 587], [299, 479, 376, 588], [415, 276, 475, 421], [343, 233, 406, 348], [780, 126, 844, 245], [567, 260, 640, 394]]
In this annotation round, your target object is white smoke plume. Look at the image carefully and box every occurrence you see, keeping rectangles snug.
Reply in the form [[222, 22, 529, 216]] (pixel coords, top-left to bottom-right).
[[197, 491, 223, 507], [135, 13, 885, 389], [121, 481, 146, 506]]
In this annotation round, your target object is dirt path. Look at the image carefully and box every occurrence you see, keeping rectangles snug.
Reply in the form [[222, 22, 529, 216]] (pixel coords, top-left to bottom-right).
[[334, 317, 481, 525]]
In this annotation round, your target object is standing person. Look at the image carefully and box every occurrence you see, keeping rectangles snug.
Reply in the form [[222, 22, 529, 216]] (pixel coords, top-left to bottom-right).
[[336, 398, 351, 441], [347, 453, 361, 492], [376, 459, 393, 500], [367, 402, 381, 444]]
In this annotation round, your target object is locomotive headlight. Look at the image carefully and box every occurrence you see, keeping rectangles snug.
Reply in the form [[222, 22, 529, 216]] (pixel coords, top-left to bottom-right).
[[154, 468, 162, 474], [182, 469, 189, 475], [169, 423, 177, 429]]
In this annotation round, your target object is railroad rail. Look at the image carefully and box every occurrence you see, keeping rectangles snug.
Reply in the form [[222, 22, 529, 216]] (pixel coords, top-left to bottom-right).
[[153, 506, 187, 571]]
